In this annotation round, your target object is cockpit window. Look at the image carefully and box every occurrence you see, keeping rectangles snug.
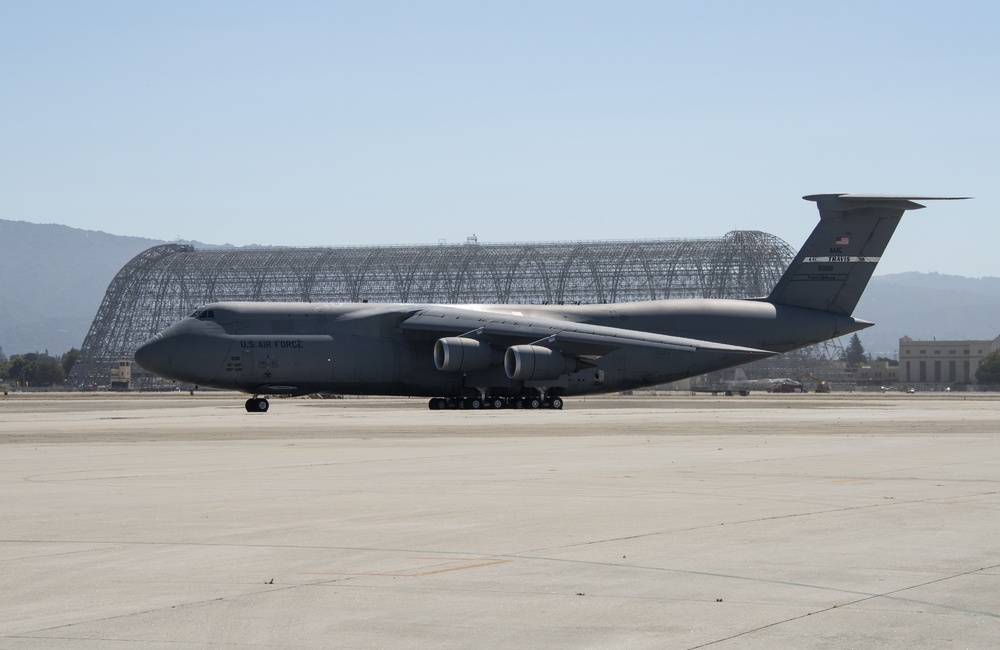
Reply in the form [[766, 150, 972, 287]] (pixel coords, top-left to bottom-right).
[[190, 309, 215, 319]]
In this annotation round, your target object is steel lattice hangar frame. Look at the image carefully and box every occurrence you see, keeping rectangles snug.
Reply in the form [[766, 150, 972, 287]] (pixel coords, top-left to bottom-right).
[[68, 231, 796, 390]]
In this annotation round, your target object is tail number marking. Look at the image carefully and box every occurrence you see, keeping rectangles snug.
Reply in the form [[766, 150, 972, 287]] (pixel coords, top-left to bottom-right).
[[805, 256, 881, 264]]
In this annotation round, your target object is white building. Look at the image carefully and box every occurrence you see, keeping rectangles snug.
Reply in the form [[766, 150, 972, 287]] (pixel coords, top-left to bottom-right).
[[898, 335, 1000, 386]]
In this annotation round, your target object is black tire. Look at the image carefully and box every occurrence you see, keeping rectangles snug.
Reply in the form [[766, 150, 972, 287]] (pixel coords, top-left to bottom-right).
[[550, 397, 564, 410], [254, 399, 269, 413]]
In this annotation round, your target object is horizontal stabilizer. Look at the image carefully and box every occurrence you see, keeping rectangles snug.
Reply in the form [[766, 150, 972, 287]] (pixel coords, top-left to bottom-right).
[[803, 194, 971, 217]]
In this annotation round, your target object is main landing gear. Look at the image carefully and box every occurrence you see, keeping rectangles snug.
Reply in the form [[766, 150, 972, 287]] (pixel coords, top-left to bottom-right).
[[244, 394, 565, 413], [427, 395, 564, 410], [245, 397, 269, 413]]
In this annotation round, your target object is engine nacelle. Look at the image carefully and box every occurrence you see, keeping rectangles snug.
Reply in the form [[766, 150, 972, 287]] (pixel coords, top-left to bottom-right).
[[504, 345, 577, 381], [434, 337, 494, 373]]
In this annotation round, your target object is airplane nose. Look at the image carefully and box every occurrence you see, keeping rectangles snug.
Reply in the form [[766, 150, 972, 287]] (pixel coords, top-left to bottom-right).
[[134, 321, 229, 385], [134, 334, 168, 377]]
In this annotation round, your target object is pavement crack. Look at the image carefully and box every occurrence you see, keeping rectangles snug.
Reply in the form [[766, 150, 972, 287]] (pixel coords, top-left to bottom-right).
[[683, 562, 1000, 649]]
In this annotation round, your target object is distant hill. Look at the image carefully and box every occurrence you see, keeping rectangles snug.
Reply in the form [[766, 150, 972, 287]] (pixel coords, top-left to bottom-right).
[[868, 272, 1000, 298], [855, 273, 1000, 357], [1, 219, 997, 359], [0, 220, 164, 355]]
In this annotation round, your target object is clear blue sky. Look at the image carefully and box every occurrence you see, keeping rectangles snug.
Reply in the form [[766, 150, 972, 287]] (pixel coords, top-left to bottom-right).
[[2, 1, 996, 276]]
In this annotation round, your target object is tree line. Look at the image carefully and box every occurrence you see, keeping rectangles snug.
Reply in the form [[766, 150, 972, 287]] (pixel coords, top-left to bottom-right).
[[0, 349, 79, 388]]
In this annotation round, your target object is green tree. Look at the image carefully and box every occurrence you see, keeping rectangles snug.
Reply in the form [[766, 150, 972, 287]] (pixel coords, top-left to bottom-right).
[[61, 348, 80, 377], [975, 350, 1000, 385], [843, 334, 869, 367], [4, 353, 66, 387]]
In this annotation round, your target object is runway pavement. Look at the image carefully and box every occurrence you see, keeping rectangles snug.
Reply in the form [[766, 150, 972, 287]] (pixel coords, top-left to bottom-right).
[[2, 392, 999, 648]]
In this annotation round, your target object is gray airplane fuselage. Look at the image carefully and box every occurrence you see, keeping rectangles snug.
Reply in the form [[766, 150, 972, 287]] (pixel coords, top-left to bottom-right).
[[136, 298, 864, 398]]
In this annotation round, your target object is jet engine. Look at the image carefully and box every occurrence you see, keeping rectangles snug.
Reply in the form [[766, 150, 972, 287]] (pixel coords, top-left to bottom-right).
[[504, 345, 578, 381], [434, 337, 494, 372]]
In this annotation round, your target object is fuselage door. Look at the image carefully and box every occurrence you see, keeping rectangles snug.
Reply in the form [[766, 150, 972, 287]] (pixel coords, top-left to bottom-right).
[[241, 350, 256, 381]]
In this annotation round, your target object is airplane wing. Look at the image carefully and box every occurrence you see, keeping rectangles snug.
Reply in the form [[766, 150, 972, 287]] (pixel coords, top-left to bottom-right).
[[399, 306, 775, 358]]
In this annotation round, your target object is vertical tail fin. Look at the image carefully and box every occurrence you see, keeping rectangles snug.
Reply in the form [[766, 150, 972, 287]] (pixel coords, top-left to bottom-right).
[[766, 194, 969, 315]]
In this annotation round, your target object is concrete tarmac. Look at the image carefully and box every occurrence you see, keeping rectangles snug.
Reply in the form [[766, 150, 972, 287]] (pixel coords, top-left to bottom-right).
[[2, 392, 999, 648]]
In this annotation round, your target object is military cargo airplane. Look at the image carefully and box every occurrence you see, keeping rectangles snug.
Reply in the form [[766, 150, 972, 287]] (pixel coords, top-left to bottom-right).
[[134, 194, 966, 412]]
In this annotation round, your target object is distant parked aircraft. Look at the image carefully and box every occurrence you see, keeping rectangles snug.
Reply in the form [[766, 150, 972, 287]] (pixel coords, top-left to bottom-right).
[[695, 368, 804, 396]]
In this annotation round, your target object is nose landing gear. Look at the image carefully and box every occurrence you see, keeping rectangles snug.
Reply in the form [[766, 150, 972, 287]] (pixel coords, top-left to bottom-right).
[[245, 397, 269, 413]]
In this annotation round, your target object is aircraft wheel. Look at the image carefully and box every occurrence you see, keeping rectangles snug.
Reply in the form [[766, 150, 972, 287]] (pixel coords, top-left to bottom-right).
[[528, 397, 541, 409], [550, 397, 564, 410], [470, 397, 483, 409], [514, 398, 525, 409], [490, 398, 504, 409], [246, 398, 269, 413], [429, 398, 445, 410]]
